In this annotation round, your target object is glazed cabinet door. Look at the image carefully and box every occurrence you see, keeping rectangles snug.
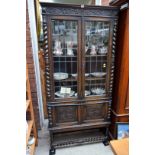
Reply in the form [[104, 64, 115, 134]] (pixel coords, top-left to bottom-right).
[[81, 17, 113, 100], [48, 16, 82, 101]]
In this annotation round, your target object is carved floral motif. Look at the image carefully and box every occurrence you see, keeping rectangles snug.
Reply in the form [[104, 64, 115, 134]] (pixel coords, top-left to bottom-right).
[[42, 6, 118, 17]]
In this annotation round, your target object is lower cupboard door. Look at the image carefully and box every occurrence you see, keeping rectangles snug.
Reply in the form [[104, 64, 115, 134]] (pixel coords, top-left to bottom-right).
[[82, 102, 109, 123], [53, 105, 79, 126]]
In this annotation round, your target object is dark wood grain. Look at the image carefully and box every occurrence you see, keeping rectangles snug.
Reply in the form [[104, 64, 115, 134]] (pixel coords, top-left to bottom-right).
[[112, 8, 129, 115], [109, 2, 129, 139]]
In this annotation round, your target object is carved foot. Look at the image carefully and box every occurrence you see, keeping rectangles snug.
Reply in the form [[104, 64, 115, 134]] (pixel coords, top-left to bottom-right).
[[49, 146, 55, 155], [102, 138, 109, 146]]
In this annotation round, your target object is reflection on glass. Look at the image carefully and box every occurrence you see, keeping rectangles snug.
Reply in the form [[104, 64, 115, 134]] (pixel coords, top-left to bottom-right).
[[84, 21, 110, 97], [51, 20, 78, 98]]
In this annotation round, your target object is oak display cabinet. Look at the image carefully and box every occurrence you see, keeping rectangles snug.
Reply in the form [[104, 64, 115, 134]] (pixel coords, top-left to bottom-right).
[[40, 2, 119, 153]]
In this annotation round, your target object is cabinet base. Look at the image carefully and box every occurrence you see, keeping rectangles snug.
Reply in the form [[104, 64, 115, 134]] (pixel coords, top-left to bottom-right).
[[50, 128, 108, 149]]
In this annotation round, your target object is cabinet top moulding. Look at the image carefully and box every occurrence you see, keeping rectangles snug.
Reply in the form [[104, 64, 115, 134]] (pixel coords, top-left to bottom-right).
[[40, 2, 120, 18]]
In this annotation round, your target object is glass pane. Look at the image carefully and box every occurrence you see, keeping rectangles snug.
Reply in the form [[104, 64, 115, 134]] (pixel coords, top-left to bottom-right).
[[51, 20, 78, 99], [84, 21, 110, 97]]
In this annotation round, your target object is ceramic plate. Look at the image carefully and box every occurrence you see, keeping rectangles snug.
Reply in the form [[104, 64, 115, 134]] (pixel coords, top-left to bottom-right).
[[55, 90, 75, 98], [54, 72, 68, 80], [90, 72, 106, 77]]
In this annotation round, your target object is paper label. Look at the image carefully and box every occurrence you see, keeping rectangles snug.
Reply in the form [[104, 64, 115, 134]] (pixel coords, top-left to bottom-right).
[[66, 88, 71, 94], [60, 87, 71, 94], [60, 87, 66, 94]]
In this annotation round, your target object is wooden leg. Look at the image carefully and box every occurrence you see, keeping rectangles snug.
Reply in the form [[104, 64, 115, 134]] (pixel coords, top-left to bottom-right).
[[49, 132, 55, 155], [50, 132, 53, 142], [49, 146, 55, 155], [103, 128, 109, 146]]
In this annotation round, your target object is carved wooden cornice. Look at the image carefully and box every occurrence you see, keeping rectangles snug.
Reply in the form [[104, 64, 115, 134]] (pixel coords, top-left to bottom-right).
[[40, 3, 119, 17]]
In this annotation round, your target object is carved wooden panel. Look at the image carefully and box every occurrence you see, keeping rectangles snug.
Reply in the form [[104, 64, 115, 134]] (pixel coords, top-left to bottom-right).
[[83, 103, 108, 121], [55, 106, 78, 124], [52, 129, 106, 148], [43, 7, 82, 16], [83, 9, 118, 17], [41, 3, 119, 17]]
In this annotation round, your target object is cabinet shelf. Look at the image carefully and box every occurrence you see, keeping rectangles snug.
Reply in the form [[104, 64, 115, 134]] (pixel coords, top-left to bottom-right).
[[55, 94, 106, 99], [54, 83, 105, 88], [54, 77, 77, 82], [85, 54, 107, 57], [53, 54, 107, 58], [55, 85, 77, 88], [53, 55, 77, 58], [54, 77, 106, 82], [85, 83, 106, 87], [26, 120, 34, 145], [85, 77, 106, 81]]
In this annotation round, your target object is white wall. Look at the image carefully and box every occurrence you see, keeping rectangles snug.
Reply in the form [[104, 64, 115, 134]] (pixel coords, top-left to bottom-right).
[[27, 0, 44, 128]]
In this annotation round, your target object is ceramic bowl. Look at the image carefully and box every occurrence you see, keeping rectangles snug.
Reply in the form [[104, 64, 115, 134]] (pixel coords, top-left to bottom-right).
[[91, 88, 105, 95], [98, 47, 108, 54], [71, 73, 77, 78], [84, 90, 91, 96], [55, 90, 75, 98]]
